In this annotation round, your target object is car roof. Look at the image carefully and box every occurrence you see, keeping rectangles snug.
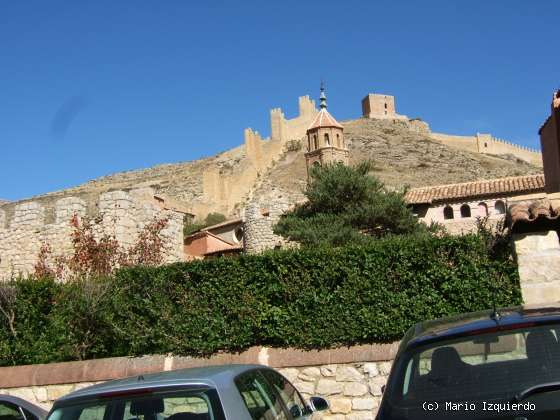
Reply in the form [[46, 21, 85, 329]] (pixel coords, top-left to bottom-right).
[[55, 364, 267, 405], [402, 303, 560, 350]]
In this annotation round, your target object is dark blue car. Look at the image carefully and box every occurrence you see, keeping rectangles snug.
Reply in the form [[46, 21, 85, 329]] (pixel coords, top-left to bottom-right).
[[376, 304, 560, 420]]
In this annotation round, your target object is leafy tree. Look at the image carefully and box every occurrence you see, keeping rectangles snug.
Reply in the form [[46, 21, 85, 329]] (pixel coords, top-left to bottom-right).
[[273, 161, 423, 246]]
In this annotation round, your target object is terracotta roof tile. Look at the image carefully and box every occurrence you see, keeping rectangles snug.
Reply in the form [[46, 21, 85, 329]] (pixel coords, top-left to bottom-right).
[[508, 198, 560, 229], [405, 174, 545, 204], [307, 109, 343, 131]]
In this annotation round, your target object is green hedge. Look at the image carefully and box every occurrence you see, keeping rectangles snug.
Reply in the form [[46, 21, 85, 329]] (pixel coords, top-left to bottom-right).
[[0, 234, 521, 366]]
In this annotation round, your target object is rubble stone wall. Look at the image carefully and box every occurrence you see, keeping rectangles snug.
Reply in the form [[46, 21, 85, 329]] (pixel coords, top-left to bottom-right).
[[0, 188, 184, 280]]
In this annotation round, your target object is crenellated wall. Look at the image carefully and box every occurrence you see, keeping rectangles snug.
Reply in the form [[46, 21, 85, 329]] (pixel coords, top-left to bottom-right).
[[0, 188, 184, 280], [430, 132, 542, 166]]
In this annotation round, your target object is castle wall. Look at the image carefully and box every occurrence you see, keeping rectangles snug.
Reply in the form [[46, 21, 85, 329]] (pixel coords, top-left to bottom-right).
[[430, 132, 542, 166], [0, 188, 184, 280]]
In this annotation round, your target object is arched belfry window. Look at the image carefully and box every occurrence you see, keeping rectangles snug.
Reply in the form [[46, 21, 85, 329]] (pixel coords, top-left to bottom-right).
[[324, 133, 330, 146], [313, 135, 318, 150], [478, 202, 488, 216], [336, 134, 340, 147], [443, 206, 454, 220], [460, 204, 471, 218], [495, 200, 506, 215]]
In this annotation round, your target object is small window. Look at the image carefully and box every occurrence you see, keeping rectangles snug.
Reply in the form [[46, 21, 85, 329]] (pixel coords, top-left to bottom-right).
[[233, 227, 244, 243], [324, 133, 330, 146], [484, 142, 488, 148], [384, 103, 388, 109], [478, 202, 488, 217], [260, 369, 306, 419], [313, 135, 318, 150], [0, 402, 25, 420], [460, 204, 471, 218], [235, 370, 288, 420], [443, 206, 454, 220], [495, 200, 506, 215], [336, 134, 340, 147]]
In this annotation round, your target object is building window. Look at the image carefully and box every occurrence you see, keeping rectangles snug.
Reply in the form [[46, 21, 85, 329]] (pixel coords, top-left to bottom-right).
[[443, 206, 454, 220], [478, 202, 488, 217], [233, 227, 244, 243], [324, 133, 330, 146], [384, 103, 388, 109], [484, 142, 488, 148], [495, 200, 506, 215], [460, 204, 471, 218], [313, 135, 318, 150], [336, 134, 340, 147]]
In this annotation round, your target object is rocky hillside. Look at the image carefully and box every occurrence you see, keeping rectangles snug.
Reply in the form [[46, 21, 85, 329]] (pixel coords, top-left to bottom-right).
[[4, 118, 541, 218], [255, 118, 541, 205]]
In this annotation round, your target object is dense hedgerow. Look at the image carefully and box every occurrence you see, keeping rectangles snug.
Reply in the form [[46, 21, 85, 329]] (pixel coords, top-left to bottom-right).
[[0, 234, 521, 366]]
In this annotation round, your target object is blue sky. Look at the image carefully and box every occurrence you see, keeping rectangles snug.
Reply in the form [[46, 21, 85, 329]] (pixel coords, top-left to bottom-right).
[[1, 1, 558, 200]]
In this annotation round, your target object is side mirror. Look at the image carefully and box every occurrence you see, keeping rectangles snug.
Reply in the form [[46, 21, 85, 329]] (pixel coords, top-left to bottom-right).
[[309, 396, 329, 412]]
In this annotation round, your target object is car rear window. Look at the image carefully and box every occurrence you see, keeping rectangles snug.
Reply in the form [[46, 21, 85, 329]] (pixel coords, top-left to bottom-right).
[[393, 324, 560, 406], [47, 388, 225, 420]]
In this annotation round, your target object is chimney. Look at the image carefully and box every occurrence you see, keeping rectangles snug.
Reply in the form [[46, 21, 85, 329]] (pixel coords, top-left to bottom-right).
[[540, 90, 560, 194]]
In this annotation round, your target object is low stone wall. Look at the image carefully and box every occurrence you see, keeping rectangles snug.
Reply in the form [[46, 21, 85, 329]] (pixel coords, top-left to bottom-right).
[[0, 344, 397, 419]]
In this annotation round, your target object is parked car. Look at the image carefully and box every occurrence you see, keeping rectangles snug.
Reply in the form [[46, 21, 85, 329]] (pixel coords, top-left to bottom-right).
[[46, 364, 328, 420], [376, 304, 560, 419], [0, 395, 48, 420]]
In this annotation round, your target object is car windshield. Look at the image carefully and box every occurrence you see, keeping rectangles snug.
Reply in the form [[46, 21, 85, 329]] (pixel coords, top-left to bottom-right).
[[393, 323, 560, 407], [47, 389, 224, 420]]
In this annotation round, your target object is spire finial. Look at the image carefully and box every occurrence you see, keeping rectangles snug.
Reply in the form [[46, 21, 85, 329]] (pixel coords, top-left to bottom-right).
[[320, 80, 327, 109]]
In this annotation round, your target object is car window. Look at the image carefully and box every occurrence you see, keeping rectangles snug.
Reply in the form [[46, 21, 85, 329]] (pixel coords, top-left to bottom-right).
[[0, 402, 24, 420], [395, 324, 560, 406], [47, 389, 221, 420], [235, 371, 288, 420], [259, 370, 306, 419]]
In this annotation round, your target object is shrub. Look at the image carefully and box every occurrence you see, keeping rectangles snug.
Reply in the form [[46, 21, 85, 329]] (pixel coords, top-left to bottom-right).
[[0, 234, 521, 365]]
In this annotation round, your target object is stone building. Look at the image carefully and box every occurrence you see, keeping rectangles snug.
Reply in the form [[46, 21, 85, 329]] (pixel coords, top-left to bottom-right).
[[184, 218, 244, 259], [362, 93, 408, 120], [406, 174, 546, 234]]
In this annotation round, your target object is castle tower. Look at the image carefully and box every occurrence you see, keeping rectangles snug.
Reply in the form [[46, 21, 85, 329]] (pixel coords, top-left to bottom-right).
[[305, 83, 349, 175]]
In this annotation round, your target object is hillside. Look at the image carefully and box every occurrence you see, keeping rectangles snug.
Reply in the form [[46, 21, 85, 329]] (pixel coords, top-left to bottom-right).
[[2, 118, 541, 219], [254, 118, 541, 204]]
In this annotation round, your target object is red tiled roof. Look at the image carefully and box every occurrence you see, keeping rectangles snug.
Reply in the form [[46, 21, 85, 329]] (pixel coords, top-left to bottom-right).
[[201, 218, 242, 231], [307, 109, 343, 131], [405, 174, 545, 204], [508, 198, 560, 230]]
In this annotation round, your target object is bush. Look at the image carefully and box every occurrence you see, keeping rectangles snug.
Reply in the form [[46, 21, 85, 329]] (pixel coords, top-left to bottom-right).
[[0, 234, 521, 365]]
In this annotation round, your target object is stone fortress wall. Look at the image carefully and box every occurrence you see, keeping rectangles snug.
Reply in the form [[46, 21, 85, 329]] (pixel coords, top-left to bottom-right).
[[201, 96, 318, 216], [361, 92, 542, 167], [429, 132, 542, 166], [0, 188, 185, 280]]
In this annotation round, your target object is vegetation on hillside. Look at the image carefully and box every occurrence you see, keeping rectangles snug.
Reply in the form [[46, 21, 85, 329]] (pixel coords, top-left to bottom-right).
[[183, 212, 227, 236], [273, 161, 434, 246]]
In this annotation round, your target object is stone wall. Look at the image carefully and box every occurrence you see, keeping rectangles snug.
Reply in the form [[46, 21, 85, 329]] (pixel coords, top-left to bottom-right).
[[512, 230, 560, 304], [0, 187, 184, 280], [0, 344, 397, 418], [243, 196, 293, 254], [430, 132, 542, 166]]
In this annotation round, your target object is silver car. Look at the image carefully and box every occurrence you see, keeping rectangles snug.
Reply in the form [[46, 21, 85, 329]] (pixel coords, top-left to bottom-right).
[[46, 364, 328, 420]]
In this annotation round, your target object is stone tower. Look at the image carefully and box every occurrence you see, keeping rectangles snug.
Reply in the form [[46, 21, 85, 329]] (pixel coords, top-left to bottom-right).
[[305, 84, 349, 174]]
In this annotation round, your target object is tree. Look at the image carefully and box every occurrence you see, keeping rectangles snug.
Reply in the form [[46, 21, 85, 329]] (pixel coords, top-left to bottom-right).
[[273, 161, 423, 246]]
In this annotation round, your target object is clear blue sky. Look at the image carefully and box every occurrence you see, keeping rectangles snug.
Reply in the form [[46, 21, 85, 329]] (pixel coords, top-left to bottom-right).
[[1, 1, 558, 200]]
